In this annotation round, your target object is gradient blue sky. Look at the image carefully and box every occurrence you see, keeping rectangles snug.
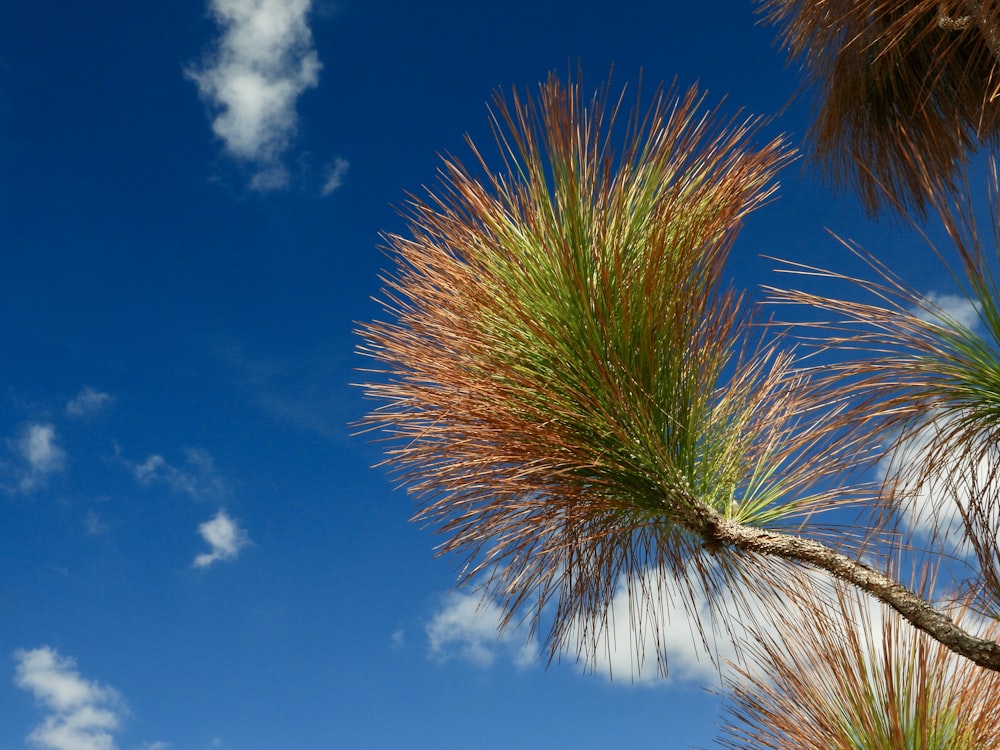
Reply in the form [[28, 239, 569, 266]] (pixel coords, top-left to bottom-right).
[[0, 2, 971, 749]]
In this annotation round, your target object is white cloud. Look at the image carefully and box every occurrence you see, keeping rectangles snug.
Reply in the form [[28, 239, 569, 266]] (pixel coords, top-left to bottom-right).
[[390, 628, 405, 649], [426, 592, 539, 669], [320, 155, 349, 195], [13, 646, 126, 750], [12, 423, 67, 492], [131, 455, 167, 484], [65, 388, 112, 418], [565, 564, 909, 689], [426, 566, 840, 688], [188, 0, 321, 190], [19, 424, 66, 476], [119, 446, 225, 498], [83, 511, 109, 537], [918, 292, 981, 331], [876, 291, 994, 550], [571, 578, 735, 686], [194, 509, 251, 568], [555, 567, 781, 686], [423, 583, 723, 684], [878, 414, 999, 553]]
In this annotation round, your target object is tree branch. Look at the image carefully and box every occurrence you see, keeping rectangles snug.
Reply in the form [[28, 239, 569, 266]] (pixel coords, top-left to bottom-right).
[[937, 11, 973, 31], [942, 0, 1000, 78], [686, 503, 1000, 672]]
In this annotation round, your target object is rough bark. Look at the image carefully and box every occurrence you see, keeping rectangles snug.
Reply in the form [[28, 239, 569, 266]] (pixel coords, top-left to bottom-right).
[[967, 0, 1000, 66], [686, 503, 1000, 672], [940, 0, 1000, 71]]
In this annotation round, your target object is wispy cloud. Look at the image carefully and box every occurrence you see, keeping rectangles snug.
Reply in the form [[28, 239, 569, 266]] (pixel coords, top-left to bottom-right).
[[917, 291, 981, 331], [880, 292, 991, 550], [425, 567, 836, 687], [321, 155, 349, 195], [13, 646, 126, 750], [221, 343, 348, 438], [188, 0, 321, 190], [424, 580, 724, 684], [118, 446, 225, 498], [194, 509, 251, 568], [426, 592, 539, 669], [561, 567, 896, 688], [558, 571, 742, 686], [878, 414, 998, 552], [12, 423, 67, 492], [390, 628, 405, 650], [65, 387, 112, 418], [83, 510, 109, 537]]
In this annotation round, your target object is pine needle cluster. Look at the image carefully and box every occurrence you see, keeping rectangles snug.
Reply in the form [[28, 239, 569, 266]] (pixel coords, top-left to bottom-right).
[[760, 0, 1000, 215], [357, 74, 861, 668]]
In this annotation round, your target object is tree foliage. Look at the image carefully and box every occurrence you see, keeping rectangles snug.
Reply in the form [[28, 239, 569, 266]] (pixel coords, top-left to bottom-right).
[[720, 579, 1000, 749], [357, 1, 1000, 746], [760, 0, 1000, 215], [361, 77, 804, 663]]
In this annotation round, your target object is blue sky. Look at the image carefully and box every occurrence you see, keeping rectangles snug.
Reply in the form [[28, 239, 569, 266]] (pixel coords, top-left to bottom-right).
[[0, 1, 974, 749]]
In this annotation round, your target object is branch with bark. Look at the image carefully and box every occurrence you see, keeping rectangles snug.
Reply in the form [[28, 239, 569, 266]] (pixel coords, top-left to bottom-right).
[[686, 502, 1000, 671], [358, 71, 1000, 687], [939, 0, 1000, 73]]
